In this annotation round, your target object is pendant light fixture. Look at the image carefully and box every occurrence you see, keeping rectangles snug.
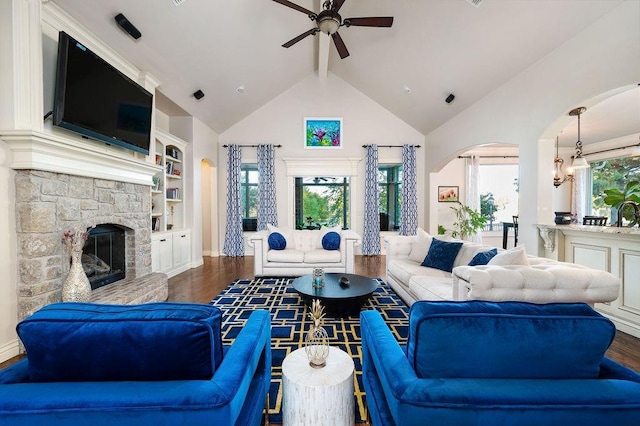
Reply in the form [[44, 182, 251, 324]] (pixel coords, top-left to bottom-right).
[[553, 136, 574, 188], [569, 107, 590, 169]]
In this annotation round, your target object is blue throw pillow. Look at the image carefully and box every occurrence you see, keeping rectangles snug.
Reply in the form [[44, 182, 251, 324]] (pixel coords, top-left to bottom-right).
[[322, 231, 341, 250], [467, 248, 498, 266], [268, 232, 287, 250], [421, 238, 463, 272]]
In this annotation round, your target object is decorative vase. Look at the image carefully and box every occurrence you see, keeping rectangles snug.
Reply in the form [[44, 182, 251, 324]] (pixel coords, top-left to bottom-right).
[[312, 268, 324, 289], [305, 299, 330, 368], [62, 250, 92, 302]]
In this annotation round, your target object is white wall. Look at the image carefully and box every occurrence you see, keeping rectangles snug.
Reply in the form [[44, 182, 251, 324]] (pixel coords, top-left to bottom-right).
[[425, 1, 640, 255], [433, 158, 466, 233], [218, 72, 425, 254]]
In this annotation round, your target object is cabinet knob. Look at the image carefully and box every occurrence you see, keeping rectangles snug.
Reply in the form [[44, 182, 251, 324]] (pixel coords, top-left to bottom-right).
[[160, 239, 167, 242]]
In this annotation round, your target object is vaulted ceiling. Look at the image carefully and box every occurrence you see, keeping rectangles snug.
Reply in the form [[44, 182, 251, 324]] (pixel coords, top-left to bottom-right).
[[51, 0, 636, 145]]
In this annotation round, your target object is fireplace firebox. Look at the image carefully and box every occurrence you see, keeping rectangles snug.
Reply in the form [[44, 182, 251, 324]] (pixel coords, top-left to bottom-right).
[[82, 224, 126, 290]]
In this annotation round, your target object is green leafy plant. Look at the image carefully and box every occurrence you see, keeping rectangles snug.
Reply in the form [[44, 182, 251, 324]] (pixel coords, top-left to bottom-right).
[[603, 181, 640, 226], [447, 201, 487, 239], [437, 224, 447, 235]]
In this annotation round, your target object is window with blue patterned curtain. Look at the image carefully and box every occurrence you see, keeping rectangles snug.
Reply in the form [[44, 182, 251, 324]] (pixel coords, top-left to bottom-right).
[[399, 144, 418, 236], [223, 144, 244, 256], [257, 144, 278, 231], [362, 145, 380, 255]]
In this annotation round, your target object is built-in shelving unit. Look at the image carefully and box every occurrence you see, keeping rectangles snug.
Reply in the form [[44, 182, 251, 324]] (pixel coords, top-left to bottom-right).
[[152, 129, 187, 233]]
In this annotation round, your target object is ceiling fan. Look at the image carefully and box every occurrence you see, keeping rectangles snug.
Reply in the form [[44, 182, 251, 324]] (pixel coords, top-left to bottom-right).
[[273, 0, 394, 59]]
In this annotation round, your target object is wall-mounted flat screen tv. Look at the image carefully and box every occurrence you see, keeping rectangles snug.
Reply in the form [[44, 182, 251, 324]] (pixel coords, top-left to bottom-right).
[[53, 31, 153, 155]]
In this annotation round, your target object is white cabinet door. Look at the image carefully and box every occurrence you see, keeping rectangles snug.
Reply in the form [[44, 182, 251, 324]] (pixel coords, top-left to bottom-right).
[[158, 235, 174, 273], [172, 231, 191, 269]]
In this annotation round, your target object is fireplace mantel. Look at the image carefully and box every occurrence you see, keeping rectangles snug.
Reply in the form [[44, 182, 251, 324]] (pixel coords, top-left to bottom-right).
[[1, 129, 161, 185]]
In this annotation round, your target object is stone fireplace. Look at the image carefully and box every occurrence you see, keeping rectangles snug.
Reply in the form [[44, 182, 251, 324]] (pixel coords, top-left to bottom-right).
[[15, 170, 160, 322]]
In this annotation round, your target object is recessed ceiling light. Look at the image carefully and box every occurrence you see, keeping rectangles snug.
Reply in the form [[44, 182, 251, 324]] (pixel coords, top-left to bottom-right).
[[172, 0, 188, 6], [401, 85, 411, 94], [236, 85, 246, 94]]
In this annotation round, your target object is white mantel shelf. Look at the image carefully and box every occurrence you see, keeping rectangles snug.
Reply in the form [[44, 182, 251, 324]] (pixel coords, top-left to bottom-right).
[[1, 129, 162, 186]]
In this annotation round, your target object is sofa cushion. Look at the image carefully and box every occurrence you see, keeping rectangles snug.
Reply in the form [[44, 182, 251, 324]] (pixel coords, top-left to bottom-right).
[[407, 301, 615, 380], [322, 231, 341, 250], [304, 248, 342, 263], [468, 248, 498, 266], [489, 245, 530, 266], [267, 248, 304, 263], [17, 302, 223, 382], [421, 239, 464, 273], [408, 228, 433, 263], [409, 276, 453, 301], [268, 232, 287, 250]]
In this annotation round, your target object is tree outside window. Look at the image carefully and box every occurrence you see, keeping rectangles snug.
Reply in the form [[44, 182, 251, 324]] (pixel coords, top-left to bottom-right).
[[478, 164, 519, 228], [240, 164, 258, 231], [295, 177, 349, 229], [379, 165, 402, 231]]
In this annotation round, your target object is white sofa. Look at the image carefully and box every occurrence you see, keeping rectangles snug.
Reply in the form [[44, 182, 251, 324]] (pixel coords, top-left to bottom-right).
[[250, 228, 360, 277], [385, 230, 620, 306]]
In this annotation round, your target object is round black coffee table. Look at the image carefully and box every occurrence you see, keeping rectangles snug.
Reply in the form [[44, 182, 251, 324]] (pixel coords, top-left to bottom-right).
[[291, 273, 378, 317]]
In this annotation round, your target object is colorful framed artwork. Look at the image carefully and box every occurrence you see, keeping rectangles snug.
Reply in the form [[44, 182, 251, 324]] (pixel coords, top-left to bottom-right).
[[438, 186, 459, 203], [304, 117, 342, 149]]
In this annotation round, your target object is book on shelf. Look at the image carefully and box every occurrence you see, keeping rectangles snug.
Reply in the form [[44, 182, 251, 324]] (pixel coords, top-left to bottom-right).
[[166, 187, 180, 199]]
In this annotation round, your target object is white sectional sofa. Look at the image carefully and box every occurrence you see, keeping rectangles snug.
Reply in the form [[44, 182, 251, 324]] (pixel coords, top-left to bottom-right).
[[250, 227, 360, 277], [385, 229, 620, 306]]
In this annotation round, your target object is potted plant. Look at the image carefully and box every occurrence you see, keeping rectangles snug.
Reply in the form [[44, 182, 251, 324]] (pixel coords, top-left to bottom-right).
[[446, 201, 487, 239], [603, 181, 640, 226]]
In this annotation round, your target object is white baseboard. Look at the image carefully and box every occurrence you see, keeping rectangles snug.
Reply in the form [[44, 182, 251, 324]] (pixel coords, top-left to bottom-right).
[[0, 339, 21, 363]]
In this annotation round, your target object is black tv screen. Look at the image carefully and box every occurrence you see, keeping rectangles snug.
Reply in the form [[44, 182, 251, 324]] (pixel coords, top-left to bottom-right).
[[53, 31, 152, 155]]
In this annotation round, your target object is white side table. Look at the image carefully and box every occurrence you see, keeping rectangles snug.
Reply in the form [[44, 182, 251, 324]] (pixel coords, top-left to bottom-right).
[[282, 346, 355, 426]]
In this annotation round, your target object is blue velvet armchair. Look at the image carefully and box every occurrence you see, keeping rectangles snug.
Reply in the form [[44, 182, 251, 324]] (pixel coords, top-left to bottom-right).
[[361, 301, 640, 426], [0, 302, 271, 426]]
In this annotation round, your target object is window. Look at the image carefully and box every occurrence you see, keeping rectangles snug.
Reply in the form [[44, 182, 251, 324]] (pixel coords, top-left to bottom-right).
[[240, 164, 258, 231], [591, 156, 640, 219], [478, 164, 519, 230], [295, 177, 350, 229], [378, 165, 402, 231]]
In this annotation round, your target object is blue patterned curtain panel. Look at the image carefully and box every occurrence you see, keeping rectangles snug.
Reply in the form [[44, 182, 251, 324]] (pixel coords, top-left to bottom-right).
[[257, 144, 278, 231], [362, 145, 381, 255], [223, 144, 244, 256], [400, 144, 418, 236]]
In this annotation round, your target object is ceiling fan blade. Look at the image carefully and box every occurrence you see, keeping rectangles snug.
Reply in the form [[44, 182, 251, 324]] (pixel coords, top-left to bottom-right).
[[272, 0, 316, 17], [331, 0, 346, 12], [331, 32, 350, 59], [282, 28, 319, 48], [344, 17, 394, 27]]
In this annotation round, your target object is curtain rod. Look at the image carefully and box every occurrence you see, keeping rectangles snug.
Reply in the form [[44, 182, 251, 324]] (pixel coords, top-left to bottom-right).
[[362, 144, 421, 148], [458, 155, 518, 159], [222, 144, 282, 148], [583, 142, 640, 157]]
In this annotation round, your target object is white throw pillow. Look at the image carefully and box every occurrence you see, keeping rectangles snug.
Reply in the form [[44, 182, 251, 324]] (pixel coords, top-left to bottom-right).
[[316, 225, 342, 248], [488, 245, 530, 266], [267, 224, 293, 248], [408, 228, 433, 263]]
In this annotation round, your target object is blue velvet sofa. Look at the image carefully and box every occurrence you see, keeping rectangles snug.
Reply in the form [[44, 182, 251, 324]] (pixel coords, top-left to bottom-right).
[[361, 300, 640, 426], [0, 302, 271, 426]]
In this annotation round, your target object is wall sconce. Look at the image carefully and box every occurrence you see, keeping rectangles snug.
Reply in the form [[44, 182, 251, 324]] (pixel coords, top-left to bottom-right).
[[553, 136, 574, 188], [569, 107, 590, 169]]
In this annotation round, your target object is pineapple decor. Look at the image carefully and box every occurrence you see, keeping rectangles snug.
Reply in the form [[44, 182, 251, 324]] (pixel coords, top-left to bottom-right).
[[305, 299, 330, 368]]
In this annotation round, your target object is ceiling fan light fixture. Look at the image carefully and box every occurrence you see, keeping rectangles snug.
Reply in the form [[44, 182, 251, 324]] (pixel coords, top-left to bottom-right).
[[318, 13, 341, 35]]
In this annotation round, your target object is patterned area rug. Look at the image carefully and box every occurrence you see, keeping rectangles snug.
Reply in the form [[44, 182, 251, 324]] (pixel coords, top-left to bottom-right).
[[210, 277, 409, 424]]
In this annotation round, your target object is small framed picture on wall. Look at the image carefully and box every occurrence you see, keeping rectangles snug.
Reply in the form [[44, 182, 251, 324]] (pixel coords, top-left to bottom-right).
[[304, 117, 342, 149], [438, 186, 459, 203]]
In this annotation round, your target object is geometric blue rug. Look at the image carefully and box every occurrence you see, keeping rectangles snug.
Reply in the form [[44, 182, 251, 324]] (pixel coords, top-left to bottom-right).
[[210, 277, 409, 424]]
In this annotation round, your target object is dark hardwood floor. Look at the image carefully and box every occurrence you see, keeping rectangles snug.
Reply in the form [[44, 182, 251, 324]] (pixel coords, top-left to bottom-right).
[[2, 254, 639, 373]]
